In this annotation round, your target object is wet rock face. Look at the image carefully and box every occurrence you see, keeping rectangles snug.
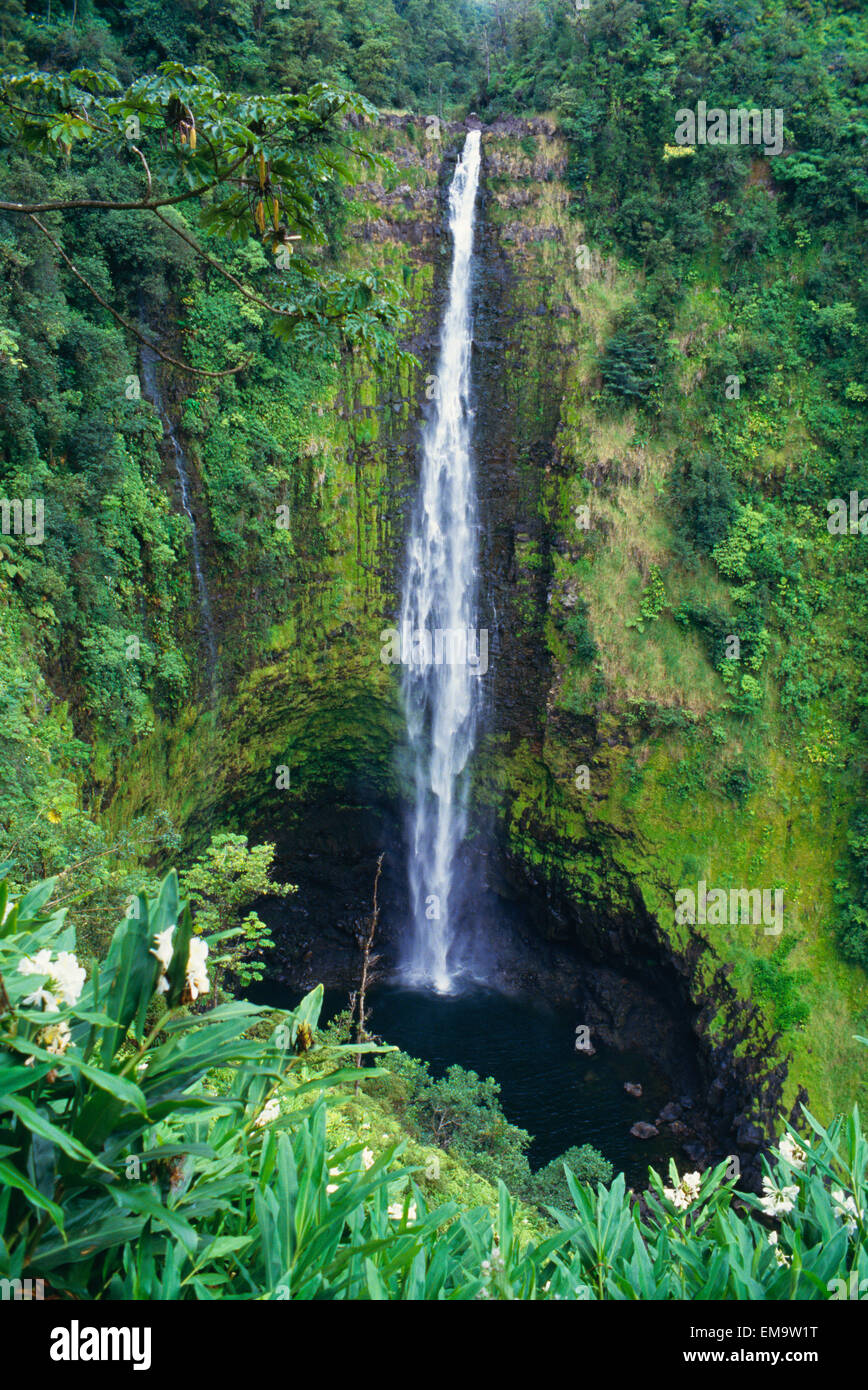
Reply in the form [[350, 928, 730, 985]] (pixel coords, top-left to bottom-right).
[[471, 153, 574, 745], [252, 800, 408, 994], [489, 841, 791, 1191], [242, 121, 785, 1193], [461, 131, 790, 1192]]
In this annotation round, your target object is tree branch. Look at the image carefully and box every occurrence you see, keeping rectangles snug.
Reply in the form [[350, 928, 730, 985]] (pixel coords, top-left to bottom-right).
[[28, 213, 251, 378], [354, 852, 383, 1079], [130, 144, 152, 198], [0, 151, 247, 214], [151, 206, 299, 317]]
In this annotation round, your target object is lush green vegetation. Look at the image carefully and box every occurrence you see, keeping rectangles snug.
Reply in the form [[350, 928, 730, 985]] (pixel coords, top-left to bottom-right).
[[1, 0, 867, 1303], [463, 0, 868, 1129], [509, 0, 868, 989], [0, 0, 491, 111], [0, 39, 414, 920], [332, 1021, 614, 1206], [1, 869, 866, 1299]]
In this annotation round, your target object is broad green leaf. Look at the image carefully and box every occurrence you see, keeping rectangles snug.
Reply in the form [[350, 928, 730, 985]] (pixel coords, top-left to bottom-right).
[[3, 1095, 102, 1168], [0, 1158, 64, 1230]]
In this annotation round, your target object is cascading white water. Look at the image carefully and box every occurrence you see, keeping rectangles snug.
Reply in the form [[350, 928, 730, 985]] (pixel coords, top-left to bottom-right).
[[399, 130, 483, 994]]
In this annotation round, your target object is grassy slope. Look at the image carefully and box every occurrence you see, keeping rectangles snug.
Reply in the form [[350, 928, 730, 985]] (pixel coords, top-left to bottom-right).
[[476, 125, 868, 1122]]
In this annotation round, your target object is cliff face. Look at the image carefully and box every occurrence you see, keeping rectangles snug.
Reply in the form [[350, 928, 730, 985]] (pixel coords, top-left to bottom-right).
[[97, 117, 865, 1164], [101, 120, 459, 840], [466, 125, 866, 1141]]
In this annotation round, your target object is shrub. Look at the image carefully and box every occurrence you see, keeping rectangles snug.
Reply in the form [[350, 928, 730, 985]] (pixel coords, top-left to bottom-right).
[[565, 600, 598, 664], [722, 764, 758, 806], [834, 812, 868, 972], [626, 566, 668, 633], [407, 1063, 534, 1194], [600, 312, 665, 405], [674, 600, 731, 664], [670, 453, 738, 553], [752, 938, 811, 1033], [179, 833, 294, 990], [612, 192, 667, 261], [527, 1144, 614, 1211]]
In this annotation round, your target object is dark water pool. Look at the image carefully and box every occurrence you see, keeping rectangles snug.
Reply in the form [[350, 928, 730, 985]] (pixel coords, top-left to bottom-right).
[[251, 979, 681, 1187]]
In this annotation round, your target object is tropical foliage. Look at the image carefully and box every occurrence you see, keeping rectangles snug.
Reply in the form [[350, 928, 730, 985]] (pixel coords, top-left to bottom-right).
[[0, 870, 865, 1299], [1, 0, 867, 1306]]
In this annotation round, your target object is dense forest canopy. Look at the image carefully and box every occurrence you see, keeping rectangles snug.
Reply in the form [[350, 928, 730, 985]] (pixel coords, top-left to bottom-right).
[[0, 0, 866, 1315]]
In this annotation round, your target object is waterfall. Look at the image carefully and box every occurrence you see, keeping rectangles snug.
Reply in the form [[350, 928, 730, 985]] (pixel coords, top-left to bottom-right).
[[399, 129, 483, 994], [139, 344, 219, 703]]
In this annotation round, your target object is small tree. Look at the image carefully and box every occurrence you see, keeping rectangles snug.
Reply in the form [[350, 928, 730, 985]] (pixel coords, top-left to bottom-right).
[[527, 1144, 614, 1211], [670, 452, 738, 554], [180, 832, 293, 991], [600, 311, 665, 405], [408, 1064, 534, 1193]]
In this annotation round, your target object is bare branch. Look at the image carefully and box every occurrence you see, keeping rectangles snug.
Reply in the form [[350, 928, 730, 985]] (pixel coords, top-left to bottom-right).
[[354, 852, 384, 1080], [130, 144, 152, 198]]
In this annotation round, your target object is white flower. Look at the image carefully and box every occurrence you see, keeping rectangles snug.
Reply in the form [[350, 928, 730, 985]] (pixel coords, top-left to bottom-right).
[[2, 898, 15, 924], [149, 926, 175, 994], [831, 1188, 861, 1235], [326, 1183, 338, 1195], [150, 926, 175, 969], [254, 1097, 280, 1128], [388, 1199, 417, 1222], [361, 1147, 374, 1171], [759, 1177, 798, 1216], [23, 985, 59, 1012], [778, 1133, 807, 1169], [51, 951, 85, 1006], [40, 1020, 72, 1057], [663, 1185, 690, 1211], [18, 949, 54, 977], [186, 937, 210, 999], [18, 948, 85, 1011], [662, 1170, 701, 1211], [681, 1171, 702, 1198], [766, 1231, 790, 1265]]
